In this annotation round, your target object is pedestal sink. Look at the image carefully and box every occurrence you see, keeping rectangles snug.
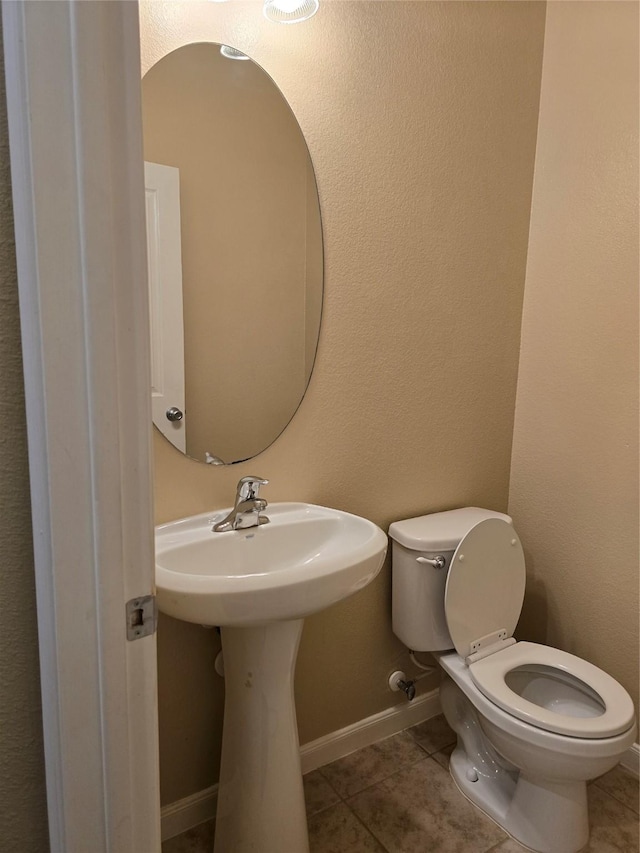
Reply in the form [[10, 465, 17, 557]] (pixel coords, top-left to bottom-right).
[[155, 502, 387, 853]]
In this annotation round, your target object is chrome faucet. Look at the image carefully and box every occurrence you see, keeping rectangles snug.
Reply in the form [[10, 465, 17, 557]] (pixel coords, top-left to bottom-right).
[[212, 476, 270, 533]]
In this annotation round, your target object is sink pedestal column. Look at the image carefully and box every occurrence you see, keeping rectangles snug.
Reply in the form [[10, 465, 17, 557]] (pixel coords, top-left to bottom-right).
[[215, 619, 309, 853]]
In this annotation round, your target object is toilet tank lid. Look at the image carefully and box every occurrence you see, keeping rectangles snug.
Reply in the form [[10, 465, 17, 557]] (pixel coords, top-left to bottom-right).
[[388, 507, 512, 551]]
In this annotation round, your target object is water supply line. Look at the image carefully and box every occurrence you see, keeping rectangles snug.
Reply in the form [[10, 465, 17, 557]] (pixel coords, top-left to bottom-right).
[[409, 651, 437, 675]]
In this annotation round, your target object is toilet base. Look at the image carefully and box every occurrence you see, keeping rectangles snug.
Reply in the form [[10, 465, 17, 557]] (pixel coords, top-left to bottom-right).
[[449, 745, 589, 853], [440, 674, 589, 853]]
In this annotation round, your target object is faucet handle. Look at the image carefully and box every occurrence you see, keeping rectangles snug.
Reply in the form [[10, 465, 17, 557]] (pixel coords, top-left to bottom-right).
[[237, 476, 269, 501]]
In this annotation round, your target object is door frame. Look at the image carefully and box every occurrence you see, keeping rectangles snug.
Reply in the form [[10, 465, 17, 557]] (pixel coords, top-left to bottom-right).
[[2, 1, 160, 850]]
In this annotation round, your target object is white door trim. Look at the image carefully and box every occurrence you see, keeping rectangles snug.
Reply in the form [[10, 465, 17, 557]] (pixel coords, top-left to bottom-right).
[[2, 2, 160, 850]]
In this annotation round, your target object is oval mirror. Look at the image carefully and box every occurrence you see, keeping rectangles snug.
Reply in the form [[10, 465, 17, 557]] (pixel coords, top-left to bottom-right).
[[141, 43, 323, 464]]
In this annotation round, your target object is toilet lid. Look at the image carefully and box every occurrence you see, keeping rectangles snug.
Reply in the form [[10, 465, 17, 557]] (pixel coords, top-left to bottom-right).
[[444, 518, 526, 659]]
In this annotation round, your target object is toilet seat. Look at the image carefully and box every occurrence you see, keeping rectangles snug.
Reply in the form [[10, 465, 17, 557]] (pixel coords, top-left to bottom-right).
[[469, 641, 636, 738]]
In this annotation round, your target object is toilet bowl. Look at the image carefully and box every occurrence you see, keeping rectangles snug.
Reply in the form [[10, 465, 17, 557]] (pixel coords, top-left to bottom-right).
[[389, 508, 637, 853]]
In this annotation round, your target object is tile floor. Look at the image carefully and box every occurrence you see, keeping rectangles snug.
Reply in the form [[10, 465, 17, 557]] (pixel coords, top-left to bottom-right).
[[163, 715, 639, 853]]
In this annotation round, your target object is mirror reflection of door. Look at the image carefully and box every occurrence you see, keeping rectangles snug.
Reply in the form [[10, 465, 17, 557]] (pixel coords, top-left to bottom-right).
[[142, 43, 323, 465], [145, 161, 186, 453]]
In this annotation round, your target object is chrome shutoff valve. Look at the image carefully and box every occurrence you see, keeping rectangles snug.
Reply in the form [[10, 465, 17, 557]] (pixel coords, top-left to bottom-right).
[[389, 670, 416, 701]]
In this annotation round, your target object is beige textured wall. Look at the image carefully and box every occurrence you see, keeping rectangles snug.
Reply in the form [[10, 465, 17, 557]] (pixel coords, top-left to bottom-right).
[[0, 21, 50, 853], [141, 0, 547, 805], [509, 2, 639, 712]]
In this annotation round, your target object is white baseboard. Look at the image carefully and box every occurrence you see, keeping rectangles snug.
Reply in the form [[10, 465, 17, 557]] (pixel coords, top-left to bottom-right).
[[299, 687, 441, 775], [620, 742, 639, 779], [160, 784, 219, 844], [160, 688, 441, 841]]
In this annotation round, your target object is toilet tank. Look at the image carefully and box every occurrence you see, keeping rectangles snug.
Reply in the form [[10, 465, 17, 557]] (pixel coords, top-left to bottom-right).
[[389, 507, 512, 652]]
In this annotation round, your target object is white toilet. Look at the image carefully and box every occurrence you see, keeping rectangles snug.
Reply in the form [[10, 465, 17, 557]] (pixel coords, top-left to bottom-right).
[[389, 507, 636, 853]]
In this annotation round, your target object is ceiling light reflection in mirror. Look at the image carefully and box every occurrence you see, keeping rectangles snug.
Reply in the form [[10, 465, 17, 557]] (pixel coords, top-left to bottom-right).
[[264, 0, 319, 24], [208, 0, 320, 25]]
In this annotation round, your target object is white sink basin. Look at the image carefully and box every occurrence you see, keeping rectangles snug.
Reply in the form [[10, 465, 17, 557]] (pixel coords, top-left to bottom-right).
[[155, 501, 387, 626], [155, 500, 386, 853]]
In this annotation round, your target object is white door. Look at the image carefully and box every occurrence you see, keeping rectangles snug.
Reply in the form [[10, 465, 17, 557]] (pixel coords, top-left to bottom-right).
[[3, 1, 161, 850], [145, 161, 187, 452]]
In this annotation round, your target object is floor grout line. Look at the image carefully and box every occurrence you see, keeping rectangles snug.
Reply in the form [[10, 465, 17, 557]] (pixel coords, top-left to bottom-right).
[[414, 739, 457, 757], [341, 753, 434, 805], [590, 780, 640, 820], [341, 799, 394, 853], [342, 753, 514, 853], [312, 766, 346, 803], [317, 749, 435, 803], [313, 728, 446, 800]]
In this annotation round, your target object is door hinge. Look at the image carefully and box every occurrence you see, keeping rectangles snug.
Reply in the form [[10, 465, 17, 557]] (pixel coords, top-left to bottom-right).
[[126, 595, 157, 640], [466, 629, 515, 664]]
